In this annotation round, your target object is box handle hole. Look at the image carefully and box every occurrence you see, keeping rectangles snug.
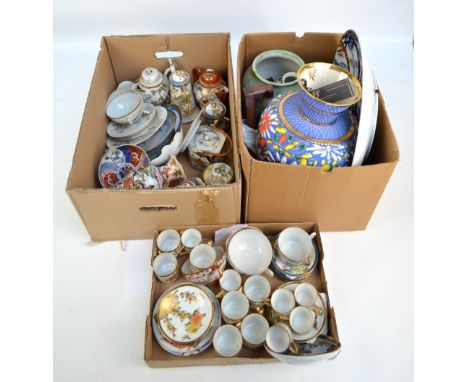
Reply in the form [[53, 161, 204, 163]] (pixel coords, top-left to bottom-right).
[[140, 205, 177, 212]]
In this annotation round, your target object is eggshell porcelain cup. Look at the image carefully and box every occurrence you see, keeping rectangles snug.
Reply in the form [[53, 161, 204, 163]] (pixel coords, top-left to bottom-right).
[[221, 291, 249, 324], [217, 269, 242, 298], [270, 288, 295, 317], [190, 244, 216, 272], [266, 323, 298, 354], [213, 325, 243, 357], [243, 275, 271, 311], [294, 282, 322, 315], [240, 313, 270, 348], [289, 306, 316, 334], [106, 90, 141, 120], [180, 228, 202, 252], [276, 227, 314, 264], [156, 229, 182, 255], [152, 253, 179, 283]]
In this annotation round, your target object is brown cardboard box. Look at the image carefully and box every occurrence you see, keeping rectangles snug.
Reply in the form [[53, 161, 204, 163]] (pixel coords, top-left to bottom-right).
[[66, 34, 241, 241], [236, 32, 400, 231], [144, 222, 339, 368]]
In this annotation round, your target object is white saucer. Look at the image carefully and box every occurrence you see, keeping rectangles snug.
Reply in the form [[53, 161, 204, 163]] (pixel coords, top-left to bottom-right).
[[107, 103, 156, 139]]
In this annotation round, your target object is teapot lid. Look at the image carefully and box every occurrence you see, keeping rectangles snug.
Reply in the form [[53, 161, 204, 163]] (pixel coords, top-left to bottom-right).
[[199, 69, 222, 88], [140, 67, 163, 87], [170, 70, 190, 87]]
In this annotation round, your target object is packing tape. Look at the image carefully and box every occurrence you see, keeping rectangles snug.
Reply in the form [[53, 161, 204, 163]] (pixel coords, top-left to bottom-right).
[[195, 190, 220, 225]]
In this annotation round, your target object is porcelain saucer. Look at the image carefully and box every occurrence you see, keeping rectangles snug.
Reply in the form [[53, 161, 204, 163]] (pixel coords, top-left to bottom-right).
[[106, 103, 156, 139]]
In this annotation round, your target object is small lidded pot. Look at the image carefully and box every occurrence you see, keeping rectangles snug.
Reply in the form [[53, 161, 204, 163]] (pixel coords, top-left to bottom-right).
[[202, 163, 234, 186], [188, 125, 232, 171], [192, 67, 229, 106], [200, 101, 228, 131], [137, 67, 169, 106]]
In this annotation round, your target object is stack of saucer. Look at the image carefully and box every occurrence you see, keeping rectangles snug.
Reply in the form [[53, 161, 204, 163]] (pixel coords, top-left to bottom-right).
[[152, 283, 221, 356]]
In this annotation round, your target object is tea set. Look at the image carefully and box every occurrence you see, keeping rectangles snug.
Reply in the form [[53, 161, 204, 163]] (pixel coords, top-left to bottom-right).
[[98, 51, 234, 190], [242, 29, 379, 170], [151, 225, 340, 363]]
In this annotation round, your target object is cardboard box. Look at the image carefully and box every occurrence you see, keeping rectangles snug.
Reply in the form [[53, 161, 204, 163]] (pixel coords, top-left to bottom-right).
[[66, 34, 241, 241], [144, 222, 339, 368], [236, 32, 400, 231]]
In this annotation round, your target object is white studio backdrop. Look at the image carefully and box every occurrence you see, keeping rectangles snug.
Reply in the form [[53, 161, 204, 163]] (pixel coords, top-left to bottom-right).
[[54, 0, 413, 44]]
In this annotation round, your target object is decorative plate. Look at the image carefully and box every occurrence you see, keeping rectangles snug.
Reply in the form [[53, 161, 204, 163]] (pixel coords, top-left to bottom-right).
[[152, 285, 221, 356], [155, 283, 214, 344]]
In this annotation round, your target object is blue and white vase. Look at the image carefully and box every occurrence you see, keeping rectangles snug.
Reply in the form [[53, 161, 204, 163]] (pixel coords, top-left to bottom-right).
[[257, 63, 362, 171]]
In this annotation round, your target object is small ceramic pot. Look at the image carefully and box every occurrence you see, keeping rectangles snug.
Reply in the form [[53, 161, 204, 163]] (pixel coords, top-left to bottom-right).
[[202, 163, 234, 186], [192, 67, 228, 106], [266, 323, 298, 354], [190, 244, 217, 272], [137, 67, 169, 106], [240, 313, 269, 348], [165, 68, 198, 123], [243, 275, 271, 313], [221, 291, 249, 324], [156, 229, 182, 256], [289, 306, 315, 334], [200, 100, 228, 130], [216, 269, 242, 298], [213, 325, 242, 358], [188, 125, 232, 171], [152, 253, 179, 283]]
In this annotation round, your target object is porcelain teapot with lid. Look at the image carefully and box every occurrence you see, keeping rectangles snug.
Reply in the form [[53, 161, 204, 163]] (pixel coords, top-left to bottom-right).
[[192, 67, 229, 106], [136, 67, 169, 106]]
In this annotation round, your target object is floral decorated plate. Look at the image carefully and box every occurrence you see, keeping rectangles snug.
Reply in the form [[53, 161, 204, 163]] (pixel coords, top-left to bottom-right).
[[181, 247, 226, 285], [152, 284, 221, 356], [155, 283, 215, 344]]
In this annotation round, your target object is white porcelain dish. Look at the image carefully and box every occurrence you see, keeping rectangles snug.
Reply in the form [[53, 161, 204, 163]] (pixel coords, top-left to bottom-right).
[[106, 103, 156, 139]]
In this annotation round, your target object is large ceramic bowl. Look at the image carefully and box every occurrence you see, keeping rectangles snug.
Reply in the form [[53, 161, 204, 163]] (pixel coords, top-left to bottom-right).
[[226, 227, 273, 275]]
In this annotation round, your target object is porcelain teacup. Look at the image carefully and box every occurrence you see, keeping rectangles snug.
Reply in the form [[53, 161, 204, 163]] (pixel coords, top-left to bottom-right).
[[266, 323, 298, 354], [240, 313, 270, 348], [180, 228, 202, 254], [213, 325, 243, 357], [289, 306, 316, 334], [275, 227, 314, 265], [269, 288, 296, 320], [156, 229, 182, 256], [190, 244, 217, 272], [106, 90, 143, 124], [294, 282, 322, 315], [216, 269, 242, 298], [152, 253, 179, 283], [243, 275, 271, 313], [221, 291, 249, 324]]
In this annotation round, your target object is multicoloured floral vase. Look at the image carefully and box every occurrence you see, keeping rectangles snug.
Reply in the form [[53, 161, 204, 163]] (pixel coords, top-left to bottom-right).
[[257, 63, 362, 171]]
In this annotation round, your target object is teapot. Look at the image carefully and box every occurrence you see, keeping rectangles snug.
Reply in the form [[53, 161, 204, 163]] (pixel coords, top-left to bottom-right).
[[136, 67, 169, 106], [192, 67, 229, 107]]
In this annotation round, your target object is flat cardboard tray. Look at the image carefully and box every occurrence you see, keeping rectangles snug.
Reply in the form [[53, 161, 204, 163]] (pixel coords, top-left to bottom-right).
[[144, 222, 339, 368]]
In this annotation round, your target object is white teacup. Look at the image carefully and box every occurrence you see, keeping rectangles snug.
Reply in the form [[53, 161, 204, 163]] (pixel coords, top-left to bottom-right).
[[276, 227, 314, 264], [221, 291, 249, 324], [217, 269, 242, 298], [243, 275, 271, 310], [190, 244, 216, 272], [152, 253, 179, 283], [270, 288, 295, 318], [266, 323, 298, 354], [294, 283, 322, 315], [240, 313, 269, 348], [156, 229, 182, 255], [289, 306, 315, 334], [213, 325, 243, 357], [181, 228, 202, 252]]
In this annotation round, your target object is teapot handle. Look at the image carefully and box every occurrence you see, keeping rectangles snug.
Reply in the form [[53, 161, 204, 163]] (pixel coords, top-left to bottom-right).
[[192, 66, 204, 81], [164, 67, 172, 85]]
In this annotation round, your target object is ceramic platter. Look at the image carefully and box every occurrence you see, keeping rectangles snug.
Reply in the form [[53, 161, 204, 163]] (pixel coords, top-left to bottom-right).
[[271, 240, 319, 281], [333, 29, 378, 167], [265, 336, 341, 364], [181, 247, 226, 285], [152, 284, 221, 356]]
